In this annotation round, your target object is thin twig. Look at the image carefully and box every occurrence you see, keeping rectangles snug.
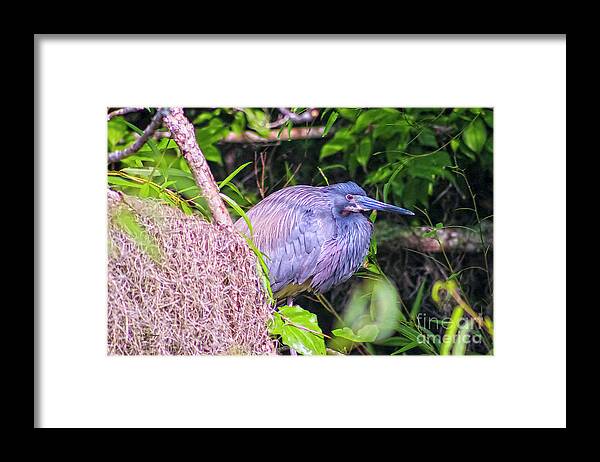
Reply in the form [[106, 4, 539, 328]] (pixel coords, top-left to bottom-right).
[[278, 314, 332, 339], [107, 110, 166, 163], [267, 114, 290, 128], [107, 107, 146, 121], [277, 107, 319, 124]]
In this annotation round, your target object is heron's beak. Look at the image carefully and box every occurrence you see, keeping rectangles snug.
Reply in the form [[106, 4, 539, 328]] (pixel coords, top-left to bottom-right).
[[356, 196, 415, 216]]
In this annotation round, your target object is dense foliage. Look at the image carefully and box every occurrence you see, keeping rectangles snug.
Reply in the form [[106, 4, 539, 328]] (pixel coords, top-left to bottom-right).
[[108, 107, 493, 355]]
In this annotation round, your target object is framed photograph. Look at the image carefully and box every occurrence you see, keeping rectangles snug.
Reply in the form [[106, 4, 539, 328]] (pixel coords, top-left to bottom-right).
[[106, 106, 494, 358], [35, 35, 566, 428]]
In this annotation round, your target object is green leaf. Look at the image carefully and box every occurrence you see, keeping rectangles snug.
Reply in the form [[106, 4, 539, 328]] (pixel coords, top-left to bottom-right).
[[240, 233, 272, 301], [196, 118, 228, 149], [223, 182, 246, 202], [395, 322, 421, 343], [406, 151, 452, 180], [409, 280, 426, 320], [180, 201, 193, 215], [339, 278, 401, 343], [423, 229, 438, 238], [120, 157, 144, 168], [458, 142, 477, 161], [230, 111, 246, 135], [201, 145, 223, 165], [395, 321, 437, 355], [159, 179, 177, 190], [391, 341, 420, 355], [147, 138, 178, 153], [243, 108, 271, 138], [112, 206, 161, 263], [218, 162, 252, 190], [383, 161, 409, 202], [356, 324, 379, 342], [107, 118, 130, 150], [193, 112, 213, 124], [267, 312, 284, 335], [320, 163, 347, 172], [356, 137, 372, 168], [320, 130, 355, 159], [120, 167, 160, 178], [179, 157, 191, 173], [121, 119, 144, 136], [337, 108, 361, 121], [107, 176, 142, 188], [353, 109, 390, 133], [139, 183, 151, 198], [332, 324, 379, 343], [273, 306, 326, 355], [483, 110, 493, 128], [332, 327, 362, 342], [220, 193, 251, 232], [322, 110, 339, 137], [462, 117, 488, 154], [417, 128, 438, 148], [121, 167, 194, 180], [450, 138, 460, 152], [369, 279, 400, 336], [380, 337, 413, 347]]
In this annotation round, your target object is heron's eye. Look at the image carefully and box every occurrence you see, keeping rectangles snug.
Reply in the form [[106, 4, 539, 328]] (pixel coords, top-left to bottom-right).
[[345, 194, 354, 201]]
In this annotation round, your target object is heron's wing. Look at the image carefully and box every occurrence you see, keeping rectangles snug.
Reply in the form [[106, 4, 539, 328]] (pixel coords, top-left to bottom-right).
[[234, 186, 335, 294], [272, 207, 335, 292]]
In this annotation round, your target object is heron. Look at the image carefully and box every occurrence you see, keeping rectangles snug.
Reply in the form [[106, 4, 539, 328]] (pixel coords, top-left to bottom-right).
[[234, 181, 414, 303]]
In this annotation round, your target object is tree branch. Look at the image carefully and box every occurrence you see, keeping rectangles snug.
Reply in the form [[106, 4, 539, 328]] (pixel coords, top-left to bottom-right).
[[107, 110, 166, 163], [375, 224, 493, 253], [107, 107, 146, 121], [266, 108, 319, 128], [278, 108, 319, 124], [161, 107, 233, 227], [221, 126, 325, 144]]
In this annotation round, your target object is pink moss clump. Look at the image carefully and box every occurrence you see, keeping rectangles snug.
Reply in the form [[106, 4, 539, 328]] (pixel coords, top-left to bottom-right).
[[107, 191, 276, 355]]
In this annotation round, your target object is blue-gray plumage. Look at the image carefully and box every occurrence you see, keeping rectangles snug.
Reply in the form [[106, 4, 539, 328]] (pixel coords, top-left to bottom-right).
[[234, 181, 414, 300]]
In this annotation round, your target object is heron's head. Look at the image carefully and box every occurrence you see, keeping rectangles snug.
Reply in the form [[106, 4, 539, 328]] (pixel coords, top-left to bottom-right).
[[327, 181, 415, 217]]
